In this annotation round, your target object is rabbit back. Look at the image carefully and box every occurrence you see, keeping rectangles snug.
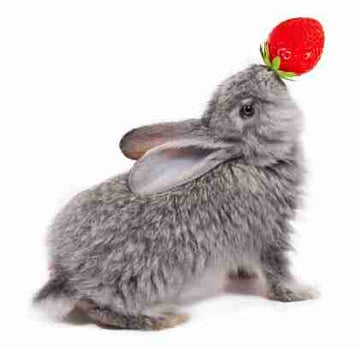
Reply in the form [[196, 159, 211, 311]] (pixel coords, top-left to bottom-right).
[[45, 149, 303, 314]]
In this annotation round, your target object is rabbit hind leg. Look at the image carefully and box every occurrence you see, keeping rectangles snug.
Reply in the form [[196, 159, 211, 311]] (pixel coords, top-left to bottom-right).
[[77, 299, 188, 330]]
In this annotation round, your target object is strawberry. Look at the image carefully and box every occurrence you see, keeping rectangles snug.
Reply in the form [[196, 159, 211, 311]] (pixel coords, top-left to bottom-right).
[[260, 17, 325, 79]]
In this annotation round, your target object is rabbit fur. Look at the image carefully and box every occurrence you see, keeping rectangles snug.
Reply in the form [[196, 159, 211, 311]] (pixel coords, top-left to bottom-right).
[[34, 65, 318, 330]]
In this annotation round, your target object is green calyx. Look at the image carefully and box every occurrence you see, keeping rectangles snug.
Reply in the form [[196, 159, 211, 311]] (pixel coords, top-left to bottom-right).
[[260, 42, 297, 81]]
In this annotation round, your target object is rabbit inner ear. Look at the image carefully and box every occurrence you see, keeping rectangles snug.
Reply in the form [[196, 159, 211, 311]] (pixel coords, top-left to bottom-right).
[[121, 135, 168, 160], [120, 120, 201, 160], [128, 141, 233, 194]]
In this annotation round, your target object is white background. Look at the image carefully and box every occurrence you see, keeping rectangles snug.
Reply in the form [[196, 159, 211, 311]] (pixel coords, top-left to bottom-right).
[[1, 0, 359, 347]]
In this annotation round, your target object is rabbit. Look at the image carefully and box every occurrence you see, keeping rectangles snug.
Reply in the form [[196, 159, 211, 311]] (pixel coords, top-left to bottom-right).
[[33, 64, 318, 330]]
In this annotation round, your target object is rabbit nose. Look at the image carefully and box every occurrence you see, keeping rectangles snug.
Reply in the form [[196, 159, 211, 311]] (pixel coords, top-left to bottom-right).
[[261, 67, 287, 89]]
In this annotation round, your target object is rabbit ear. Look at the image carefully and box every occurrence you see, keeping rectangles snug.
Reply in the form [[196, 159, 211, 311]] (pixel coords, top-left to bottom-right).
[[120, 119, 201, 160], [128, 137, 236, 194]]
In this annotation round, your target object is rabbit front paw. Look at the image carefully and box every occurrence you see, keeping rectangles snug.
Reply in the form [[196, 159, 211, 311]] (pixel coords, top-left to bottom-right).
[[267, 283, 320, 302]]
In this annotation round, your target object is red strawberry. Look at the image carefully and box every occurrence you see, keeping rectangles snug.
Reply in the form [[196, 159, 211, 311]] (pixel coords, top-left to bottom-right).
[[260, 17, 325, 79]]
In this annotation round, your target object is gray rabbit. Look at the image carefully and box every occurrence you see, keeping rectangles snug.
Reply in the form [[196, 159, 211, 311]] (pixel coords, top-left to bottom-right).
[[34, 65, 318, 330]]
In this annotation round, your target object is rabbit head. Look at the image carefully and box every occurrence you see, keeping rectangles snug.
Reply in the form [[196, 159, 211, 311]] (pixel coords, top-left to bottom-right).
[[120, 65, 302, 195]]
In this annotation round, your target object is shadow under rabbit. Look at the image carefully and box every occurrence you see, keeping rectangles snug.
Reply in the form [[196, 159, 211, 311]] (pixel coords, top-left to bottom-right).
[[62, 275, 266, 327]]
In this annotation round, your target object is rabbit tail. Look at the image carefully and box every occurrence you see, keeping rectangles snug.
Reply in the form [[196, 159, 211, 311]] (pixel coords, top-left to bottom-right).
[[33, 276, 76, 319]]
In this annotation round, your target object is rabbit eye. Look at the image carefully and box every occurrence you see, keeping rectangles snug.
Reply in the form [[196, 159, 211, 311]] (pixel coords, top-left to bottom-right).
[[239, 104, 255, 119]]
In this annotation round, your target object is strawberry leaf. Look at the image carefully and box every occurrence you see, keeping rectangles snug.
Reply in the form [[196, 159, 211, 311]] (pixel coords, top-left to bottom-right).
[[278, 70, 297, 77], [272, 56, 281, 70], [278, 70, 297, 80], [260, 44, 265, 60], [261, 42, 271, 68], [264, 42, 269, 56], [281, 76, 295, 81]]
